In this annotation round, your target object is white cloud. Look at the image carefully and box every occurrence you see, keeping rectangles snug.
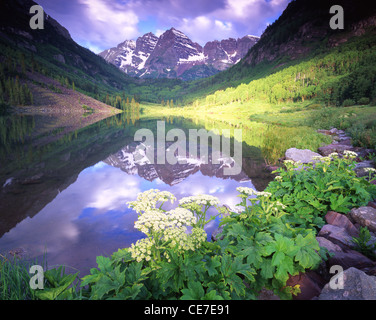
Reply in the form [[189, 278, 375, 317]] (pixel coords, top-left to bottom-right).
[[78, 0, 140, 48], [177, 16, 234, 45]]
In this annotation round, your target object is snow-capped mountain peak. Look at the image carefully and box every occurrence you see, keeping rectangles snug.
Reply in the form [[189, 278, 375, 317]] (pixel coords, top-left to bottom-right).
[[99, 28, 259, 80]]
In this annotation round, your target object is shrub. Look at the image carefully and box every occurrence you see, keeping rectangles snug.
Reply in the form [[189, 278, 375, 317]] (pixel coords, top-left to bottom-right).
[[342, 99, 355, 107], [266, 151, 376, 229], [358, 97, 370, 105]]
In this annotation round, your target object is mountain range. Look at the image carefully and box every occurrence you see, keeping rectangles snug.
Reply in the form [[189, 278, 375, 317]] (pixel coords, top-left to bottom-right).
[[0, 0, 375, 108], [99, 28, 259, 80]]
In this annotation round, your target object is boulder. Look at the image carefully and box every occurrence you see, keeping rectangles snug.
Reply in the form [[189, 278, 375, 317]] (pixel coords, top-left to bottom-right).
[[325, 211, 359, 237], [354, 161, 375, 178], [318, 224, 355, 250], [327, 250, 375, 271], [286, 271, 326, 300], [318, 267, 376, 300], [349, 206, 376, 233], [368, 201, 376, 210], [285, 148, 322, 164], [317, 129, 332, 135], [316, 236, 343, 253], [317, 144, 355, 156]]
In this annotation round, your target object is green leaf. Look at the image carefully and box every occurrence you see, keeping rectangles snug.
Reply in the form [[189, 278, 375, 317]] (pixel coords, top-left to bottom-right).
[[37, 270, 78, 300], [274, 255, 295, 283], [96, 256, 113, 273], [272, 251, 285, 266], [205, 255, 221, 277], [238, 241, 264, 267], [111, 248, 133, 263], [110, 283, 144, 300], [180, 281, 205, 300], [294, 233, 321, 269], [259, 258, 274, 279], [203, 290, 224, 300]]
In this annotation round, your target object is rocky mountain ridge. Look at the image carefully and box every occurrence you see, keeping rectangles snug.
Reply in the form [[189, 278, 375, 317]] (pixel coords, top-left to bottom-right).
[[99, 28, 259, 80]]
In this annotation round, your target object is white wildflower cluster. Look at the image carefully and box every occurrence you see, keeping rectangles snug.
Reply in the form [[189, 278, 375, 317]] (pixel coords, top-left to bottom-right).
[[129, 238, 153, 263], [320, 156, 332, 164], [130, 226, 207, 263], [364, 168, 376, 173], [328, 152, 339, 158], [283, 160, 295, 165], [179, 194, 220, 207], [134, 208, 196, 235], [236, 187, 257, 196], [275, 201, 287, 209], [257, 191, 272, 198], [127, 189, 176, 214], [165, 227, 207, 253], [236, 187, 271, 198], [274, 175, 283, 181], [344, 150, 358, 158]]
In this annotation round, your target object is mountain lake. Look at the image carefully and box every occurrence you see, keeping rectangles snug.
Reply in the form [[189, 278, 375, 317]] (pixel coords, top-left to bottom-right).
[[0, 113, 273, 275]]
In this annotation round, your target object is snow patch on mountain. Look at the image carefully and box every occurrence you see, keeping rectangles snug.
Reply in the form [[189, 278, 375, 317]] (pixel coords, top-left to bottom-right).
[[99, 28, 259, 80]]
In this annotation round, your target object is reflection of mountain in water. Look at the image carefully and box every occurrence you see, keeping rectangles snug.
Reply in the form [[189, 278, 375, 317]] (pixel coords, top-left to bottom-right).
[[104, 142, 251, 186], [0, 115, 273, 238]]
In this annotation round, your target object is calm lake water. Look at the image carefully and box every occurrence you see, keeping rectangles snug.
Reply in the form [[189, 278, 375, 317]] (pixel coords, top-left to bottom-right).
[[0, 113, 273, 275]]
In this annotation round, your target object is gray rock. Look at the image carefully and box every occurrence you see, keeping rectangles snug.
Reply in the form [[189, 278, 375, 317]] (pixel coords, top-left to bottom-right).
[[325, 211, 359, 237], [327, 250, 375, 271], [318, 224, 355, 249], [285, 148, 322, 164], [318, 267, 376, 300], [349, 207, 376, 233], [354, 161, 375, 177], [318, 144, 355, 156], [316, 236, 343, 253]]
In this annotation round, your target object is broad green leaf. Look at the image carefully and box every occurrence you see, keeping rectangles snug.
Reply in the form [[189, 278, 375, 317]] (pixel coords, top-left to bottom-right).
[[205, 255, 221, 277], [96, 256, 113, 273], [274, 255, 294, 283], [180, 281, 205, 300], [203, 290, 224, 300], [259, 258, 274, 279], [110, 283, 143, 300], [272, 251, 285, 266], [294, 233, 321, 269]]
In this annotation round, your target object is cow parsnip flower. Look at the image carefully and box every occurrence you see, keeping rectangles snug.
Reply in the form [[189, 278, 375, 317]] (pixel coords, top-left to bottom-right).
[[134, 208, 196, 235], [129, 238, 154, 263], [236, 187, 271, 198], [236, 187, 257, 196], [179, 194, 220, 207], [343, 150, 358, 158], [328, 152, 339, 158], [257, 191, 272, 198], [127, 189, 176, 214]]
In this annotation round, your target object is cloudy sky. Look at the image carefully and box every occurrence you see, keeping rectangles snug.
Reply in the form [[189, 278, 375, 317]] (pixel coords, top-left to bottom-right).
[[36, 0, 291, 53]]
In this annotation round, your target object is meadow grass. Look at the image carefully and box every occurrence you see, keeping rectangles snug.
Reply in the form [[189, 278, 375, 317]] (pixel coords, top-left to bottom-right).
[[141, 101, 333, 164], [0, 254, 43, 300]]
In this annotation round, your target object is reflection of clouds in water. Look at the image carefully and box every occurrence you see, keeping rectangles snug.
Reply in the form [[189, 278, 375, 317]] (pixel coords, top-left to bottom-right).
[[0, 160, 257, 274], [0, 163, 141, 257], [80, 165, 141, 212]]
